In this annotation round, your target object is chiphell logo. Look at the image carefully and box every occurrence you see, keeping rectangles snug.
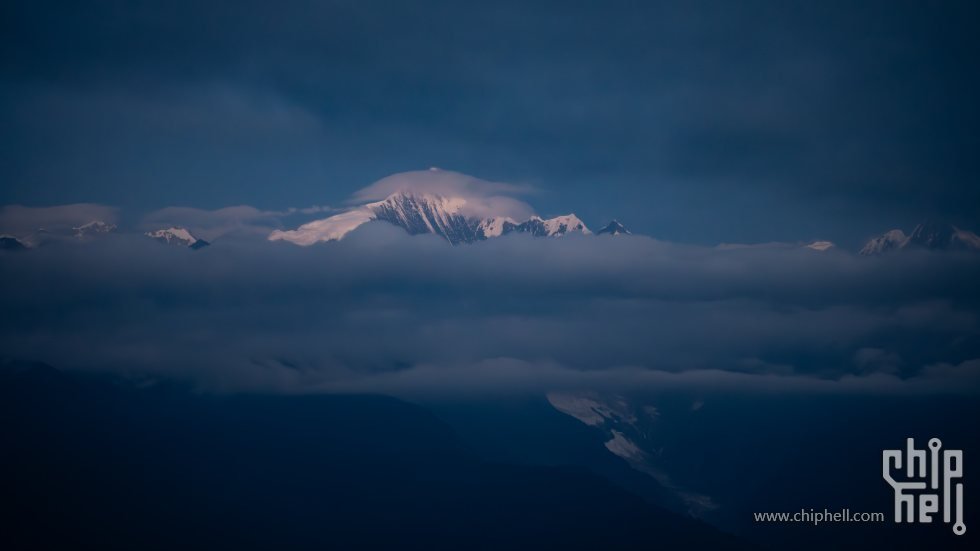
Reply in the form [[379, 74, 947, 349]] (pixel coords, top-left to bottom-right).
[[883, 438, 965, 535]]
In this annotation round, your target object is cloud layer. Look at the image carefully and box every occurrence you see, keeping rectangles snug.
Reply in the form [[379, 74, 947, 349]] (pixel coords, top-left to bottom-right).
[[351, 168, 536, 220], [0, 204, 119, 237], [2, 224, 978, 395]]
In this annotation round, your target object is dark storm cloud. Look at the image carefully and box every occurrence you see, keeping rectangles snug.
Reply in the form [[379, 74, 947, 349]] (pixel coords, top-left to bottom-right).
[[1, 226, 978, 394], [2, 1, 979, 245]]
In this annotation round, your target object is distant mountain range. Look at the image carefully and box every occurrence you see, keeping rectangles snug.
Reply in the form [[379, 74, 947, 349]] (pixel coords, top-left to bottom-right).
[[145, 227, 210, 249], [73, 220, 117, 238], [1, 224, 209, 250], [3, 201, 979, 256], [860, 221, 980, 255], [264, 185, 979, 253]]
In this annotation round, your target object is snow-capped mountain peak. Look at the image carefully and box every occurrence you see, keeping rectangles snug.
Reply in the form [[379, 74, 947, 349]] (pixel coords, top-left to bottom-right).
[[269, 207, 374, 245], [475, 216, 516, 239], [270, 191, 478, 246], [859, 229, 907, 255], [146, 227, 209, 249], [267, 169, 605, 245], [502, 214, 590, 238], [597, 220, 631, 236], [369, 191, 467, 217], [543, 214, 590, 236], [270, 185, 593, 245], [368, 192, 477, 245], [906, 221, 980, 251], [147, 227, 197, 245], [906, 221, 948, 249], [860, 222, 980, 255], [73, 220, 117, 238]]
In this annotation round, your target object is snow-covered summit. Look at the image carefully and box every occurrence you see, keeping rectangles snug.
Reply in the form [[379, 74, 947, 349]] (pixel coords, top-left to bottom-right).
[[860, 223, 980, 255], [906, 221, 980, 251], [268, 169, 603, 246], [270, 187, 593, 246], [859, 229, 907, 255], [475, 216, 517, 239], [73, 220, 117, 238], [369, 192, 478, 244], [146, 227, 209, 249], [501, 214, 590, 237], [269, 191, 478, 245], [544, 214, 590, 236]]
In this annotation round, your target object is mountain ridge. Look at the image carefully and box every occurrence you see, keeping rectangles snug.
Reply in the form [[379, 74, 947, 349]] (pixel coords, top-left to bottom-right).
[[146, 226, 210, 249], [0, 362, 749, 550], [269, 191, 600, 246], [860, 222, 980, 255]]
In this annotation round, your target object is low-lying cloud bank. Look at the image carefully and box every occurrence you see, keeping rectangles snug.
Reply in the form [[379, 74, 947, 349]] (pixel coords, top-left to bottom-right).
[[0, 203, 119, 236], [1, 221, 978, 395], [0, 203, 334, 244]]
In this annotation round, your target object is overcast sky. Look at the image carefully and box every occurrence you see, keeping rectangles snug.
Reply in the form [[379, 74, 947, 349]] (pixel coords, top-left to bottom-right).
[[2, 0, 979, 247]]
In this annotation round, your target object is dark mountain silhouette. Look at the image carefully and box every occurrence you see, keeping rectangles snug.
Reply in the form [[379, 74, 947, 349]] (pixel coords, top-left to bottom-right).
[[861, 221, 980, 255], [0, 236, 27, 250], [0, 362, 747, 550], [597, 220, 631, 235]]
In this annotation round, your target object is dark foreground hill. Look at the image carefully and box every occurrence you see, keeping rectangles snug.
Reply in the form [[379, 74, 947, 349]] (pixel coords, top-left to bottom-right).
[[0, 363, 746, 550]]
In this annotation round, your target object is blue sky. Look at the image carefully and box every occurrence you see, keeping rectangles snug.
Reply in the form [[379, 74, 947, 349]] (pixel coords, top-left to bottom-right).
[[2, 0, 979, 247]]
